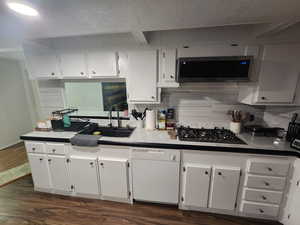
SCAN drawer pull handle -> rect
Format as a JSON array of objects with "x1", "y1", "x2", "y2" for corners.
[
  {"x1": 90, "y1": 162, "x2": 94, "y2": 166},
  {"x1": 259, "y1": 209, "x2": 264, "y2": 213},
  {"x1": 218, "y1": 172, "x2": 222, "y2": 176},
  {"x1": 262, "y1": 195, "x2": 267, "y2": 200},
  {"x1": 205, "y1": 171, "x2": 209, "y2": 175},
  {"x1": 39, "y1": 158, "x2": 43, "y2": 161},
  {"x1": 32, "y1": 148, "x2": 36, "y2": 151},
  {"x1": 100, "y1": 162, "x2": 104, "y2": 166},
  {"x1": 264, "y1": 181, "x2": 270, "y2": 186},
  {"x1": 267, "y1": 167, "x2": 273, "y2": 172},
  {"x1": 48, "y1": 159, "x2": 52, "y2": 162},
  {"x1": 52, "y1": 149, "x2": 56, "y2": 152}
]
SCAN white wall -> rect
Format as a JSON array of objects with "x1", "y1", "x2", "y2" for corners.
[{"x1": 0, "y1": 59, "x2": 35, "y2": 149}]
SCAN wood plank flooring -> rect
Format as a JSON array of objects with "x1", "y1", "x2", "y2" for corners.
[
  {"x1": 0, "y1": 176, "x2": 282, "y2": 225},
  {"x1": 0, "y1": 142, "x2": 28, "y2": 173}
]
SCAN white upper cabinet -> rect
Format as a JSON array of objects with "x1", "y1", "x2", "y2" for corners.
[
  {"x1": 239, "y1": 44, "x2": 300, "y2": 105},
  {"x1": 23, "y1": 42, "x2": 61, "y2": 79},
  {"x1": 182, "y1": 164, "x2": 211, "y2": 208},
  {"x1": 87, "y1": 51, "x2": 119, "y2": 77},
  {"x1": 209, "y1": 166, "x2": 240, "y2": 211},
  {"x1": 99, "y1": 159, "x2": 129, "y2": 200},
  {"x1": 158, "y1": 48, "x2": 179, "y2": 87},
  {"x1": 127, "y1": 50, "x2": 160, "y2": 103},
  {"x1": 60, "y1": 51, "x2": 88, "y2": 78}
]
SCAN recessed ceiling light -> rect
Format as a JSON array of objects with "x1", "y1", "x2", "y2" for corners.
[{"x1": 7, "y1": 1, "x2": 39, "y2": 17}]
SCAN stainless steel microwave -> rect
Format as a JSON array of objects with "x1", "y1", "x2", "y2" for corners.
[{"x1": 176, "y1": 56, "x2": 253, "y2": 82}]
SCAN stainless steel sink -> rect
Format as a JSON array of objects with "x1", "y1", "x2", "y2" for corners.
[{"x1": 79, "y1": 124, "x2": 135, "y2": 138}]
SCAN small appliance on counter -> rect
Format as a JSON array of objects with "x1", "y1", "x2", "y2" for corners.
[{"x1": 244, "y1": 125, "x2": 285, "y2": 138}]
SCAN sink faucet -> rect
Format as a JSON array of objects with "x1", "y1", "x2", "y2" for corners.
[
  {"x1": 108, "y1": 108, "x2": 113, "y2": 127},
  {"x1": 117, "y1": 111, "x2": 121, "y2": 128}
]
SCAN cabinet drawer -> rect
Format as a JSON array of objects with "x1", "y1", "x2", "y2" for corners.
[
  {"x1": 245, "y1": 174, "x2": 286, "y2": 191},
  {"x1": 247, "y1": 160, "x2": 290, "y2": 176},
  {"x1": 46, "y1": 143, "x2": 66, "y2": 155},
  {"x1": 25, "y1": 141, "x2": 45, "y2": 153},
  {"x1": 240, "y1": 201, "x2": 279, "y2": 217},
  {"x1": 242, "y1": 188, "x2": 283, "y2": 204}
]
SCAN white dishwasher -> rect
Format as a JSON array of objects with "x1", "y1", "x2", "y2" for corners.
[{"x1": 131, "y1": 148, "x2": 180, "y2": 204}]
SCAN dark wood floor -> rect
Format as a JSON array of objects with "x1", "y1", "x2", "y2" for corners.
[
  {"x1": 0, "y1": 176, "x2": 282, "y2": 225},
  {"x1": 0, "y1": 142, "x2": 28, "y2": 173}
]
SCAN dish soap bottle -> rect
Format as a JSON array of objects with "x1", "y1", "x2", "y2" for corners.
[{"x1": 158, "y1": 110, "x2": 166, "y2": 130}]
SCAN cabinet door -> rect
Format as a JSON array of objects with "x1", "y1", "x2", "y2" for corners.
[
  {"x1": 60, "y1": 51, "x2": 87, "y2": 78},
  {"x1": 255, "y1": 44, "x2": 300, "y2": 103},
  {"x1": 69, "y1": 156, "x2": 99, "y2": 195},
  {"x1": 209, "y1": 167, "x2": 240, "y2": 210},
  {"x1": 160, "y1": 49, "x2": 177, "y2": 82},
  {"x1": 23, "y1": 43, "x2": 60, "y2": 79},
  {"x1": 182, "y1": 164, "x2": 211, "y2": 208},
  {"x1": 99, "y1": 159, "x2": 129, "y2": 199},
  {"x1": 48, "y1": 155, "x2": 70, "y2": 192},
  {"x1": 87, "y1": 51, "x2": 118, "y2": 77},
  {"x1": 127, "y1": 50, "x2": 158, "y2": 102},
  {"x1": 27, "y1": 153, "x2": 51, "y2": 189}
]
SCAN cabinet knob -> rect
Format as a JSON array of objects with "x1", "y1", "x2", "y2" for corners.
[
  {"x1": 51, "y1": 72, "x2": 55, "y2": 76},
  {"x1": 261, "y1": 96, "x2": 266, "y2": 100},
  {"x1": 205, "y1": 171, "x2": 209, "y2": 175},
  {"x1": 259, "y1": 209, "x2": 264, "y2": 213},
  {"x1": 32, "y1": 147, "x2": 36, "y2": 151},
  {"x1": 218, "y1": 172, "x2": 222, "y2": 176},
  {"x1": 39, "y1": 158, "x2": 43, "y2": 161},
  {"x1": 170, "y1": 75, "x2": 174, "y2": 79},
  {"x1": 151, "y1": 96, "x2": 155, "y2": 99},
  {"x1": 48, "y1": 159, "x2": 52, "y2": 162},
  {"x1": 90, "y1": 162, "x2": 94, "y2": 166},
  {"x1": 262, "y1": 195, "x2": 267, "y2": 200},
  {"x1": 100, "y1": 162, "x2": 104, "y2": 166},
  {"x1": 80, "y1": 72, "x2": 84, "y2": 75},
  {"x1": 92, "y1": 71, "x2": 96, "y2": 74},
  {"x1": 267, "y1": 167, "x2": 273, "y2": 172},
  {"x1": 52, "y1": 149, "x2": 56, "y2": 153},
  {"x1": 264, "y1": 181, "x2": 270, "y2": 186}
]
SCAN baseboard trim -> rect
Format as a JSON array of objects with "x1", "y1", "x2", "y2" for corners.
[{"x1": 0, "y1": 140, "x2": 24, "y2": 151}]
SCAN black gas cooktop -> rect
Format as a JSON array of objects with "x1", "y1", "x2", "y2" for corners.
[{"x1": 177, "y1": 126, "x2": 247, "y2": 145}]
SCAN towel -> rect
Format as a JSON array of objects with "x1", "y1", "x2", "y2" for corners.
[{"x1": 70, "y1": 134, "x2": 100, "y2": 147}]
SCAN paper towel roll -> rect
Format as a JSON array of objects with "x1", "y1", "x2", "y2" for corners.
[{"x1": 145, "y1": 110, "x2": 156, "y2": 130}]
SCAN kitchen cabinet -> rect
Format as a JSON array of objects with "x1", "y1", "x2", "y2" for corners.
[
  {"x1": 181, "y1": 164, "x2": 211, "y2": 208},
  {"x1": 27, "y1": 153, "x2": 51, "y2": 190},
  {"x1": 158, "y1": 48, "x2": 179, "y2": 88},
  {"x1": 48, "y1": 155, "x2": 70, "y2": 192},
  {"x1": 60, "y1": 51, "x2": 88, "y2": 78},
  {"x1": 209, "y1": 167, "x2": 240, "y2": 210},
  {"x1": 87, "y1": 51, "x2": 119, "y2": 77},
  {"x1": 127, "y1": 50, "x2": 160, "y2": 103},
  {"x1": 98, "y1": 159, "x2": 129, "y2": 199},
  {"x1": 239, "y1": 44, "x2": 300, "y2": 105},
  {"x1": 69, "y1": 156, "x2": 99, "y2": 196},
  {"x1": 23, "y1": 42, "x2": 61, "y2": 79}
]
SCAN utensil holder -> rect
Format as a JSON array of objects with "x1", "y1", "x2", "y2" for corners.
[{"x1": 230, "y1": 121, "x2": 241, "y2": 134}]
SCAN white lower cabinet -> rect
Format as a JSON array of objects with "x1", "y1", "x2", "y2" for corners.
[
  {"x1": 209, "y1": 167, "x2": 241, "y2": 210},
  {"x1": 99, "y1": 159, "x2": 129, "y2": 200},
  {"x1": 28, "y1": 153, "x2": 51, "y2": 190},
  {"x1": 48, "y1": 155, "x2": 70, "y2": 192},
  {"x1": 182, "y1": 164, "x2": 211, "y2": 208},
  {"x1": 69, "y1": 156, "x2": 99, "y2": 196}
]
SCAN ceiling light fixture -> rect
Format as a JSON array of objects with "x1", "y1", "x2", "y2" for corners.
[{"x1": 7, "y1": 1, "x2": 39, "y2": 17}]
